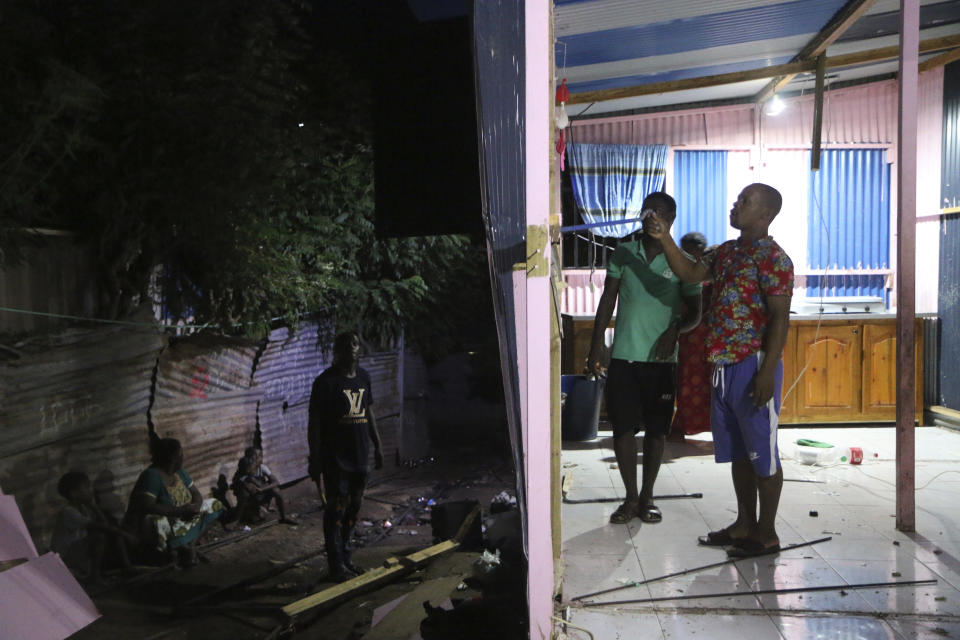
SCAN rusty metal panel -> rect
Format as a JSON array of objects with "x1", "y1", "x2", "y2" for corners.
[
  {"x1": 0, "y1": 324, "x2": 164, "y2": 548},
  {"x1": 151, "y1": 336, "x2": 260, "y2": 501}
]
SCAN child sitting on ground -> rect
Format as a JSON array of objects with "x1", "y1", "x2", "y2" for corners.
[
  {"x1": 232, "y1": 447, "x2": 298, "y2": 525},
  {"x1": 50, "y1": 471, "x2": 138, "y2": 585}
]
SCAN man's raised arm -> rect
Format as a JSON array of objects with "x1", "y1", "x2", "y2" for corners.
[{"x1": 646, "y1": 214, "x2": 712, "y2": 284}]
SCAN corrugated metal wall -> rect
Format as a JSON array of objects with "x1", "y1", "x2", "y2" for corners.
[
  {"x1": 252, "y1": 325, "x2": 402, "y2": 486},
  {"x1": 939, "y1": 213, "x2": 960, "y2": 410},
  {"x1": 672, "y1": 150, "x2": 728, "y2": 246},
  {"x1": 564, "y1": 71, "x2": 945, "y2": 317},
  {"x1": 571, "y1": 105, "x2": 754, "y2": 147},
  {"x1": 942, "y1": 61, "x2": 960, "y2": 208},
  {"x1": 253, "y1": 326, "x2": 325, "y2": 487},
  {"x1": 0, "y1": 321, "x2": 404, "y2": 549},
  {"x1": 808, "y1": 149, "x2": 890, "y2": 270},
  {"x1": 151, "y1": 336, "x2": 262, "y2": 499},
  {"x1": 0, "y1": 325, "x2": 164, "y2": 546},
  {"x1": 0, "y1": 235, "x2": 98, "y2": 334}
]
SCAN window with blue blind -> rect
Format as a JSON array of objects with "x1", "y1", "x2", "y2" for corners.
[
  {"x1": 672, "y1": 150, "x2": 728, "y2": 247},
  {"x1": 807, "y1": 149, "x2": 891, "y2": 303}
]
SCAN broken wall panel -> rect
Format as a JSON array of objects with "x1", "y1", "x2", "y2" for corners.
[{"x1": 151, "y1": 336, "x2": 262, "y2": 502}]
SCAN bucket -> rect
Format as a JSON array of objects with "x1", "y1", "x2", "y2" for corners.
[{"x1": 561, "y1": 374, "x2": 604, "y2": 441}]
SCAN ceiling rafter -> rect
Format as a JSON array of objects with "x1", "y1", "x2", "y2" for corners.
[
  {"x1": 918, "y1": 46, "x2": 960, "y2": 72},
  {"x1": 753, "y1": 0, "x2": 879, "y2": 104},
  {"x1": 564, "y1": 33, "x2": 960, "y2": 106}
]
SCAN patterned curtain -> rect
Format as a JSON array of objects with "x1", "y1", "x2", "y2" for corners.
[{"x1": 567, "y1": 143, "x2": 667, "y2": 238}]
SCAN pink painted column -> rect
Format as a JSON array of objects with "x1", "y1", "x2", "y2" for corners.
[
  {"x1": 525, "y1": 0, "x2": 555, "y2": 637},
  {"x1": 896, "y1": 0, "x2": 918, "y2": 532}
]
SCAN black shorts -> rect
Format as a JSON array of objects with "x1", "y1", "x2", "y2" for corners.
[{"x1": 605, "y1": 359, "x2": 676, "y2": 437}]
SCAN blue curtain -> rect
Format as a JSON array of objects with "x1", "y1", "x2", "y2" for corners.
[
  {"x1": 673, "y1": 150, "x2": 727, "y2": 246},
  {"x1": 567, "y1": 143, "x2": 667, "y2": 237},
  {"x1": 807, "y1": 149, "x2": 890, "y2": 302}
]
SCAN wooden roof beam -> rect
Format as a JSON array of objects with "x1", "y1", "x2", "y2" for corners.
[
  {"x1": 918, "y1": 46, "x2": 960, "y2": 72},
  {"x1": 564, "y1": 33, "x2": 960, "y2": 106},
  {"x1": 754, "y1": 0, "x2": 878, "y2": 104}
]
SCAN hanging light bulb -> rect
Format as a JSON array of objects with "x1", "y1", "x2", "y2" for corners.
[{"x1": 764, "y1": 94, "x2": 786, "y2": 116}]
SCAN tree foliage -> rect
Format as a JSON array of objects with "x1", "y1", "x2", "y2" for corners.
[{"x1": 0, "y1": 0, "x2": 490, "y2": 354}]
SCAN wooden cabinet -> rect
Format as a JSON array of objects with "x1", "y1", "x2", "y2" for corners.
[
  {"x1": 780, "y1": 317, "x2": 923, "y2": 424},
  {"x1": 794, "y1": 324, "x2": 862, "y2": 421},
  {"x1": 561, "y1": 313, "x2": 923, "y2": 425}
]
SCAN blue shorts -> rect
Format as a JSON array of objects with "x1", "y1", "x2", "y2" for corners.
[{"x1": 710, "y1": 353, "x2": 782, "y2": 477}]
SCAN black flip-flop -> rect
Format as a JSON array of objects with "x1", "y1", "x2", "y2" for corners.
[
  {"x1": 609, "y1": 501, "x2": 640, "y2": 524},
  {"x1": 697, "y1": 529, "x2": 745, "y2": 547},
  {"x1": 726, "y1": 539, "x2": 780, "y2": 558},
  {"x1": 639, "y1": 504, "x2": 662, "y2": 523}
]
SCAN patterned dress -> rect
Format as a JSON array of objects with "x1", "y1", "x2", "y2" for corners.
[{"x1": 671, "y1": 283, "x2": 713, "y2": 435}]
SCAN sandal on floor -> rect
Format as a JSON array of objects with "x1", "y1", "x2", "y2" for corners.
[
  {"x1": 697, "y1": 529, "x2": 746, "y2": 547},
  {"x1": 639, "y1": 504, "x2": 662, "y2": 523},
  {"x1": 609, "y1": 501, "x2": 640, "y2": 524},
  {"x1": 726, "y1": 539, "x2": 780, "y2": 558}
]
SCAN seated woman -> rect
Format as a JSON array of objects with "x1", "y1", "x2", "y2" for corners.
[{"x1": 124, "y1": 437, "x2": 224, "y2": 566}]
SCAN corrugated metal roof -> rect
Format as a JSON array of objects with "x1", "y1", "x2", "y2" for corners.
[{"x1": 556, "y1": 0, "x2": 960, "y2": 115}]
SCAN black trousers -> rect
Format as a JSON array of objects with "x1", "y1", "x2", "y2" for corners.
[{"x1": 321, "y1": 466, "x2": 367, "y2": 569}]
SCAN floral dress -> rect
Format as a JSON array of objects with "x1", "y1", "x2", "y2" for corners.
[{"x1": 126, "y1": 467, "x2": 224, "y2": 550}]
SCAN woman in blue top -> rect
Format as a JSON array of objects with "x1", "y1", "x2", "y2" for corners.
[{"x1": 124, "y1": 437, "x2": 224, "y2": 566}]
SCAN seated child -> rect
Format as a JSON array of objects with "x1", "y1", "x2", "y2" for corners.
[
  {"x1": 50, "y1": 471, "x2": 137, "y2": 585},
  {"x1": 232, "y1": 447, "x2": 298, "y2": 525}
]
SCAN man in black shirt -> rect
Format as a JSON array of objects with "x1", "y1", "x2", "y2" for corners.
[{"x1": 308, "y1": 331, "x2": 383, "y2": 582}]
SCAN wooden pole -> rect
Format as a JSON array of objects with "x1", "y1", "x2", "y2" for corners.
[
  {"x1": 755, "y1": 0, "x2": 878, "y2": 103},
  {"x1": 896, "y1": 0, "x2": 919, "y2": 533},
  {"x1": 811, "y1": 55, "x2": 827, "y2": 172}
]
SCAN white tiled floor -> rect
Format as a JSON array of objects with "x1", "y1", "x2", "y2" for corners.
[{"x1": 558, "y1": 426, "x2": 960, "y2": 639}]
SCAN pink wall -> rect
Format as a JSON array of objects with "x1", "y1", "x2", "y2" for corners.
[{"x1": 525, "y1": 0, "x2": 554, "y2": 637}]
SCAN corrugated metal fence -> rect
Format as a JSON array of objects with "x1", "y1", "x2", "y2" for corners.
[
  {"x1": 0, "y1": 322, "x2": 403, "y2": 549},
  {"x1": 939, "y1": 212, "x2": 960, "y2": 410},
  {"x1": 943, "y1": 61, "x2": 960, "y2": 209}
]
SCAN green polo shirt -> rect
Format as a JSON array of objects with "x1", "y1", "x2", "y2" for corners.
[{"x1": 607, "y1": 237, "x2": 701, "y2": 363}]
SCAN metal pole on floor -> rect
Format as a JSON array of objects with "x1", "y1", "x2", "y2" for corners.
[
  {"x1": 579, "y1": 578, "x2": 938, "y2": 608},
  {"x1": 570, "y1": 536, "x2": 832, "y2": 602}
]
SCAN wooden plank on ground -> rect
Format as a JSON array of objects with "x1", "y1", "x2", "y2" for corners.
[{"x1": 282, "y1": 505, "x2": 480, "y2": 618}]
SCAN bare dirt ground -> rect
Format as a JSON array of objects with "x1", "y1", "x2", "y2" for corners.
[{"x1": 73, "y1": 447, "x2": 523, "y2": 640}]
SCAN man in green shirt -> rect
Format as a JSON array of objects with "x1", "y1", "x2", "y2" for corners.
[{"x1": 587, "y1": 192, "x2": 701, "y2": 524}]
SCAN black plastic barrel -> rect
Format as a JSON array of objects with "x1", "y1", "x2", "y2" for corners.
[{"x1": 561, "y1": 374, "x2": 605, "y2": 441}]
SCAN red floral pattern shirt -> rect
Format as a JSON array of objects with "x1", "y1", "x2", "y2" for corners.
[{"x1": 703, "y1": 236, "x2": 794, "y2": 365}]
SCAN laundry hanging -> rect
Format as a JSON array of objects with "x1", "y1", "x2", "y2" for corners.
[{"x1": 567, "y1": 143, "x2": 667, "y2": 238}]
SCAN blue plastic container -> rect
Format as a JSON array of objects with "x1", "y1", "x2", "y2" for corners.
[{"x1": 561, "y1": 374, "x2": 604, "y2": 441}]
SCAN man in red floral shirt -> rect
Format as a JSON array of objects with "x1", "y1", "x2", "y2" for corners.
[{"x1": 648, "y1": 183, "x2": 793, "y2": 558}]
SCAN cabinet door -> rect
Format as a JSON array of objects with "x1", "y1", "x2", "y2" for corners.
[
  {"x1": 795, "y1": 325, "x2": 862, "y2": 421},
  {"x1": 778, "y1": 326, "x2": 798, "y2": 423},
  {"x1": 861, "y1": 321, "x2": 924, "y2": 421}
]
